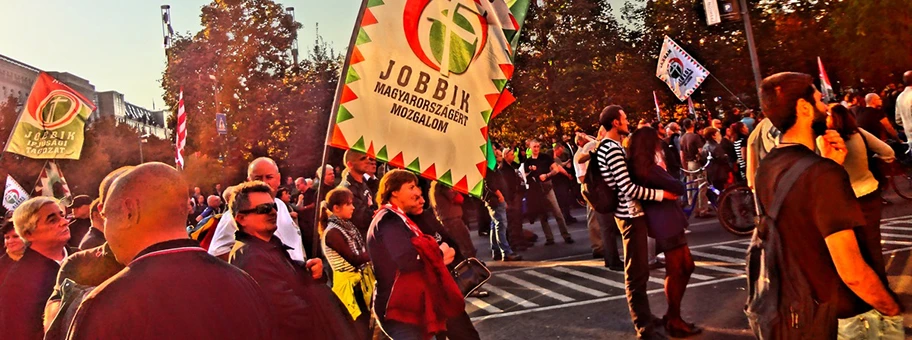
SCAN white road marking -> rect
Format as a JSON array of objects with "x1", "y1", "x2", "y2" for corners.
[
  {"x1": 880, "y1": 225, "x2": 912, "y2": 231},
  {"x1": 714, "y1": 245, "x2": 748, "y2": 253},
  {"x1": 471, "y1": 275, "x2": 747, "y2": 322},
  {"x1": 467, "y1": 297, "x2": 504, "y2": 314},
  {"x1": 551, "y1": 266, "x2": 626, "y2": 290},
  {"x1": 483, "y1": 285, "x2": 539, "y2": 308},
  {"x1": 655, "y1": 268, "x2": 715, "y2": 281},
  {"x1": 881, "y1": 233, "x2": 912, "y2": 239},
  {"x1": 694, "y1": 261, "x2": 744, "y2": 274},
  {"x1": 527, "y1": 271, "x2": 608, "y2": 297},
  {"x1": 882, "y1": 240, "x2": 912, "y2": 246},
  {"x1": 500, "y1": 273, "x2": 575, "y2": 303},
  {"x1": 690, "y1": 250, "x2": 745, "y2": 264}
]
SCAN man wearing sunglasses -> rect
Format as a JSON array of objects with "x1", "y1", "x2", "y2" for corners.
[
  {"x1": 208, "y1": 157, "x2": 305, "y2": 262},
  {"x1": 228, "y1": 181, "x2": 355, "y2": 339}
]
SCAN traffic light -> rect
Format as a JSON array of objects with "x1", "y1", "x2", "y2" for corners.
[{"x1": 698, "y1": 0, "x2": 742, "y2": 26}]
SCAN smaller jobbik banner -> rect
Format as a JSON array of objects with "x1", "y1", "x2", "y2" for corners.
[
  {"x1": 656, "y1": 36, "x2": 710, "y2": 101},
  {"x1": 3, "y1": 175, "x2": 29, "y2": 211},
  {"x1": 4, "y1": 72, "x2": 96, "y2": 160}
]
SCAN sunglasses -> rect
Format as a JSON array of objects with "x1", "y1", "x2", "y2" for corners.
[{"x1": 238, "y1": 203, "x2": 278, "y2": 215}]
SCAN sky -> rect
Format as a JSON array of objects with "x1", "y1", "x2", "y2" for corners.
[{"x1": 0, "y1": 0, "x2": 624, "y2": 110}]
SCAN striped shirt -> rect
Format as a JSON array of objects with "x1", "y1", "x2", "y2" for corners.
[
  {"x1": 322, "y1": 216, "x2": 366, "y2": 273},
  {"x1": 596, "y1": 138, "x2": 664, "y2": 218},
  {"x1": 734, "y1": 137, "x2": 747, "y2": 175}
]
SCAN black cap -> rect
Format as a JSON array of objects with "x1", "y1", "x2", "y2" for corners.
[{"x1": 69, "y1": 195, "x2": 92, "y2": 208}]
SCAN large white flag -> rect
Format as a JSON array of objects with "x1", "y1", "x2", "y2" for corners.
[
  {"x1": 328, "y1": 0, "x2": 528, "y2": 197},
  {"x1": 4, "y1": 175, "x2": 29, "y2": 211},
  {"x1": 656, "y1": 36, "x2": 710, "y2": 101}
]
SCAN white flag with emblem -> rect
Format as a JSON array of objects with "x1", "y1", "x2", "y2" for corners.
[
  {"x1": 4, "y1": 175, "x2": 29, "y2": 211},
  {"x1": 656, "y1": 36, "x2": 710, "y2": 101}
]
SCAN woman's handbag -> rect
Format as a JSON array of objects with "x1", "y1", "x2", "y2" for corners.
[{"x1": 451, "y1": 257, "x2": 492, "y2": 297}]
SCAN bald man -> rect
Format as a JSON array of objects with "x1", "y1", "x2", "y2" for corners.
[
  {"x1": 207, "y1": 157, "x2": 305, "y2": 262},
  {"x1": 66, "y1": 163, "x2": 272, "y2": 340},
  {"x1": 857, "y1": 93, "x2": 899, "y2": 141}
]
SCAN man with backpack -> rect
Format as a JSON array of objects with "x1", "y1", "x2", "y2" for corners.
[
  {"x1": 595, "y1": 105, "x2": 677, "y2": 339},
  {"x1": 575, "y1": 131, "x2": 623, "y2": 270},
  {"x1": 747, "y1": 72, "x2": 902, "y2": 339}
]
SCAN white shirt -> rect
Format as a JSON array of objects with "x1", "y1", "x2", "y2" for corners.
[
  {"x1": 208, "y1": 197, "x2": 305, "y2": 262},
  {"x1": 574, "y1": 139, "x2": 599, "y2": 184},
  {"x1": 895, "y1": 87, "x2": 912, "y2": 142}
]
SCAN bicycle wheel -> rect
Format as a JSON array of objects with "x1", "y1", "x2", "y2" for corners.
[
  {"x1": 716, "y1": 185, "x2": 757, "y2": 236},
  {"x1": 890, "y1": 164, "x2": 912, "y2": 200}
]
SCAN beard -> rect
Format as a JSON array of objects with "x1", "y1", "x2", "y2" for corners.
[{"x1": 811, "y1": 107, "x2": 828, "y2": 137}]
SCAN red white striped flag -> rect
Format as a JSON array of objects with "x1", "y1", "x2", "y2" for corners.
[
  {"x1": 817, "y1": 57, "x2": 835, "y2": 103},
  {"x1": 175, "y1": 88, "x2": 186, "y2": 169}
]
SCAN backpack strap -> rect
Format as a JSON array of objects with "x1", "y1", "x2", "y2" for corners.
[{"x1": 765, "y1": 156, "x2": 818, "y2": 220}]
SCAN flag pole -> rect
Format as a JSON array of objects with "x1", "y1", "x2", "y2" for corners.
[
  {"x1": 312, "y1": 0, "x2": 370, "y2": 254},
  {"x1": 709, "y1": 73, "x2": 750, "y2": 109}
]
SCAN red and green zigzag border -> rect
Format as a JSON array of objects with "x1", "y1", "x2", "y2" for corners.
[{"x1": 331, "y1": 0, "x2": 519, "y2": 198}]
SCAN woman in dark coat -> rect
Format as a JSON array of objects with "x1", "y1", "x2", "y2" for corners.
[
  {"x1": 627, "y1": 127, "x2": 701, "y2": 338},
  {"x1": 700, "y1": 127, "x2": 734, "y2": 191}
]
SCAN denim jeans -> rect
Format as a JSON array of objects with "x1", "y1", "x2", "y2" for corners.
[
  {"x1": 487, "y1": 202, "x2": 513, "y2": 258},
  {"x1": 837, "y1": 309, "x2": 904, "y2": 340}
]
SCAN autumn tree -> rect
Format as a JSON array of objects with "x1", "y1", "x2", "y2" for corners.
[{"x1": 494, "y1": 0, "x2": 634, "y2": 143}]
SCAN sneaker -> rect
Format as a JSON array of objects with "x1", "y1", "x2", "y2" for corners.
[
  {"x1": 592, "y1": 250, "x2": 605, "y2": 259},
  {"x1": 544, "y1": 240, "x2": 556, "y2": 246},
  {"x1": 564, "y1": 237, "x2": 575, "y2": 244}
]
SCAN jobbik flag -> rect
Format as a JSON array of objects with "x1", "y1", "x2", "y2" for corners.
[
  {"x1": 3, "y1": 175, "x2": 29, "y2": 211},
  {"x1": 329, "y1": 0, "x2": 529, "y2": 197},
  {"x1": 656, "y1": 36, "x2": 710, "y2": 101},
  {"x1": 34, "y1": 161, "x2": 71, "y2": 203},
  {"x1": 4, "y1": 72, "x2": 96, "y2": 160}
]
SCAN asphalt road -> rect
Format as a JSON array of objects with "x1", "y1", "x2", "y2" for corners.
[{"x1": 462, "y1": 192, "x2": 912, "y2": 339}]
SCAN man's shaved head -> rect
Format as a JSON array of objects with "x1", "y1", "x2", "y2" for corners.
[
  {"x1": 99, "y1": 166, "x2": 135, "y2": 205},
  {"x1": 103, "y1": 163, "x2": 190, "y2": 263},
  {"x1": 247, "y1": 157, "x2": 281, "y2": 191}
]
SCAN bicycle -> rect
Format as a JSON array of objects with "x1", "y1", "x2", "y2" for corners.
[
  {"x1": 882, "y1": 141, "x2": 912, "y2": 200},
  {"x1": 681, "y1": 155, "x2": 757, "y2": 236}
]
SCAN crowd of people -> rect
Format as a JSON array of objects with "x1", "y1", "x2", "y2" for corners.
[{"x1": 0, "y1": 70, "x2": 909, "y2": 340}]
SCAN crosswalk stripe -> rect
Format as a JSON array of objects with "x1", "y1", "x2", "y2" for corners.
[
  {"x1": 882, "y1": 240, "x2": 912, "y2": 246},
  {"x1": 694, "y1": 261, "x2": 744, "y2": 274},
  {"x1": 880, "y1": 226, "x2": 912, "y2": 231},
  {"x1": 592, "y1": 265, "x2": 666, "y2": 285},
  {"x1": 714, "y1": 245, "x2": 747, "y2": 254},
  {"x1": 483, "y1": 285, "x2": 539, "y2": 308},
  {"x1": 881, "y1": 233, "x2": 912, "y2": 239},
  {"x1": 527, "y1": 271, "x2": 608, "y2": 297},
  {"x1": 690, "y1": 250, "x2": 745, "y2": 264},
  {"x1": 500, "y1": 273, "x2": 575, "y2": 302},
  {"x1": 551, "y1": 266, "x2": 627, "y2": 289},
  {"x1": 654, "y1": 268, "x2": 715, "y2": 281},
  {"x1": 466, "y1": 297, "x2": 503, "y2": 314}
]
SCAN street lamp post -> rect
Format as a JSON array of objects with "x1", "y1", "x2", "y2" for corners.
[{"x1": 139, "y1": 133, "x2": 150, "y2": 164}]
